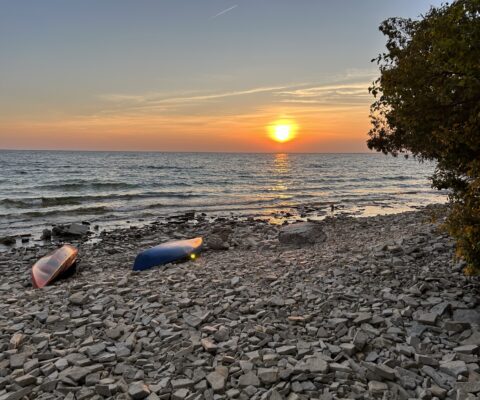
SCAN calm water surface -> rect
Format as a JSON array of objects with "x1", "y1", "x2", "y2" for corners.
[{"x1": 0, "y1": 151, "x2": 446, "y2": 237}]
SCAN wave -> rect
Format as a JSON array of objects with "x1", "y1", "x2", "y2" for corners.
[
  {"x1": 141, "y1": 165, "x2": 203, "y2": 171},
  {"x1": 1, "y1": 198, "x2": 82, "y2": 208},
  {"x1": 37, "y1": 181, "x2": 139, "y2": 191},
  {"x1": 0, "y1": 206, "x2": 109, "y2": 219},
  {"x1": 143, "y1": 196, "x2": 284, "y2": 210},
  {"x1": 0, "y1": 191, "x2": 208, "y2": 209}
]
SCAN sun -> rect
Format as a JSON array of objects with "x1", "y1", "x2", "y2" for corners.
[
  {"x1": 268, "y1": 120, "x2": 298, "y2": 143},
  {"x1": 273, "y1": 125, "x2": 291, "y2": 142}
]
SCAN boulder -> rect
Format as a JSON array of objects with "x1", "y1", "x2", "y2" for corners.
[
  {"x1": 41, "y1": 229, "x2": 52, "y2": 240},
  {"x1": 52, "y1": 223, "x2": 89, "y2": 237},
  {"x1": 278, "y1": 222, "x2": 326, "y2": 246},
  {"x1": 206, "y1": 234, "x2": 229, "y2": 250},
  {"x1": 0, "y1": 236, "x2": 15, "y2": 246}
]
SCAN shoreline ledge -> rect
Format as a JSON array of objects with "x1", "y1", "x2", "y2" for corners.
[{"x1": 0, "y1": 204, "x2": 479, "y2": 399}]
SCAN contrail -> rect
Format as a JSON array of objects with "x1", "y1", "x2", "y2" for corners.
[{"x1": 211, "y1": 4, "x2": 238, "y2": 19}]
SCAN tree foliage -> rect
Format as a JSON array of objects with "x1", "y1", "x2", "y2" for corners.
[{"x1": 368, "y1": 0, "x2": 480, "y2": 273}]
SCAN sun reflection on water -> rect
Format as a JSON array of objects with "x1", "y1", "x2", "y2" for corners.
[
  {"x1": 273, "y1": 153, "x2": 290, "y2": 175},
  {"x1": 268, "y1": 153, "x2": 291, "y2": 197}
]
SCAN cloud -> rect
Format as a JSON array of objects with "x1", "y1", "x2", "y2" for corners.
[
  {"x1": 152, "y1": 85, "x2": 289, "y2": 104},
  {"x1": 98, "y1": 85, "x2": 292, "y2": 115},
  {"x1": 277, "y1": 82, "x2": 372, "y2": 106},
  {"x1": 211, "y1": 5, "x2": 238, "y2": 19},
  {"x1": 98, "y1": 72, "x2": 376, "y2": 117}
]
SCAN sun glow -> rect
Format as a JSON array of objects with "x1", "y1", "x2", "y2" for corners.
[
  {"x1": 268, "y1": 120, "x2": 298, "y2": 143},
  {"x1": 274, "y1": 125, "x2": 291, "y2": 142}
]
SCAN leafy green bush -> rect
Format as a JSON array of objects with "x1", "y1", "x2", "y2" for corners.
[{"x1": 367, "y1": 0, "x2": 480, "y2": 273}]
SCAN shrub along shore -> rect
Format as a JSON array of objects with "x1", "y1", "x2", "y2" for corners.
[{"x1": 0, "y1": 205, "x2": 479, "y2": 400}]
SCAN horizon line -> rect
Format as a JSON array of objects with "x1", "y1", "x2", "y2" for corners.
[{"x1": 0, "y1": 148, "x2": 381, "y2": 155}]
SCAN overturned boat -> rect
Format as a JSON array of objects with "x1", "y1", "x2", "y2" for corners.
[
  {"x1": 133, "y1": 237, "x2": 202, "y2": 271},
  {"x1": 32, "y1": 244, "x2": 78, "y2": 288}
]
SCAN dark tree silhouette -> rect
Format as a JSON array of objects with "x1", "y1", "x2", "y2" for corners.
[{"x1": 368, "y1": 0, "x2": 480, "y2": 273}]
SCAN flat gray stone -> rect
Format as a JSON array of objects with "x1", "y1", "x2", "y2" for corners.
[
  {"x1": 462, "y1": 330, "x2": 480, "y2": 346},
  {"x1": 365, "y1": 363, "x2": 396, "y2": 381},
  {"x1": 65, "y1": 366, "x2": 90, "y2": 383},
  {"x1": 171, "y1": 379, "x2": 194, "y2": 389},
  {"x1": 415, "y1": 354, "x2": 439, "y2": 367},
  {"x1": 86, "y1": 342, "x2": 106, "y2": 358},
  {"x1": 422, "y1": 366, "x2": 456, "y2": 389},
  {"x1": 457, "y1": 382, "x2": 480, "y2": 394},
  {"x1": 368, "y1": 381, "x2": 388, "y2": 394},
  {"x1": 182, "y1": 313, "x2": 202, "y2": 328},
  {"x1": 238, "y1": 371, "x2": 260, "y2": 387},
  {"x1": 0, "y1": 387, "x2": 33, "y2": 400},
  {"x1": 439, "y1": 360, "x2": 468, "y2": 377},
  {"x1": 454, "y1": 344, "x2": 479, "y2": 354},
  {"x1": 276, "y1": 345, "x2": 297, "y2": 355},
  {"x1": 14, "y1": 374, "x2": 36, "y2": 387},
  {"x1": 453, "y1": 309, "x2": 480, "y2": 325},
  {"x1": 278, "y1": 222, "x2": 326, "y2": 246},
  {"x1": 340, "y1": 343, "x2": 356, "y2": 355},
  {"x1": 354, "y1": 313, "x2": 372, "y2": 324},
  {"x1": 414, "y1": 312, "x2": 438, "y2": 325},
  {"x1": 9, "y1": 353, "x2": 26, "y2": 369},
  {"x1": 128, "y1": 382, "x2": 151, "y2": 399},
  {"x1": 444, "y1": 320, "x2": 471, "y2": 332},
  {"x1": 303, "y1": 356, "x2": 329, "y2": 373},
  {"x1": 353, "y1": 330, "x2": 369, "y2": 350},
  {"x1": 206, "y1": 371, "x2": 225, "y2": 393},
  {"x1": 171, "y1": 388, "x2": 189, "y2": 400},
  {"x1": 257, "y1": 368, "x2": 279, "y2": 384},
  {"x1": 69, "y1": 292, "x2": 88, "y2": 305}
]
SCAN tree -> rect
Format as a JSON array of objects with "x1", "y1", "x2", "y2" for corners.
[{"x1": 367, "y1": 0, "x2": 480, "y2": 273}]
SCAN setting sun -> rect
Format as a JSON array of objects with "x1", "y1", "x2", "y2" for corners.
[
  {"x1": 268, "y1": 120, "x2": 298, "y2": 143},
  {"x1": 274, "y1": 125, "x2": 291, "y2": 142}
]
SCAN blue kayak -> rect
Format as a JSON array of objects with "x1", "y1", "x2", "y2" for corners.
[{"x1": 132, "y1": 237, "x2": 203, "y2": 271}]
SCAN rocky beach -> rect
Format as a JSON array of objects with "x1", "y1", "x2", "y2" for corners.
[{"x1": 0, "y1": 205, "x2": 479, "y2": 400}]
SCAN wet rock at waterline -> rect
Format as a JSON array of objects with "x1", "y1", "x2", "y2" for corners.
[{"x1": 52, "y1": 222, "x2": 90, "y2": 237}]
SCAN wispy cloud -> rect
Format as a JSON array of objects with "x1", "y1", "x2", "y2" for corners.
[
  {"x1": 280, "y1": 83, "x2": 368, "y2": 97},
  {"x1": 278, "y1": 82, "x2": 371, "y2": 105},
  {"x1": 153, "y1": 85, "x2": 288, "y2": 104},
  {"x1": 211, "y1": 4, "x2": 238, "y2": 19},
  {"x1": 98, "y1": 72, "x2": 376, "y2": 117},
  {"x1": 98, "y1": 85, "x2": 291, "y2": 115}
]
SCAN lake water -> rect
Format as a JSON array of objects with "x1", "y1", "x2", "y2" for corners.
[{"x1": 0, "y1": 150, "x2": 446, "y2": 237}]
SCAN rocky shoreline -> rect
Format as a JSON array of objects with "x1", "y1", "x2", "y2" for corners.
[{"x1": 0, "y1": 205, "x2": 479, "y2": 400}]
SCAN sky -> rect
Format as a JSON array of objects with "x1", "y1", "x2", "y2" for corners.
[{"x1": 0, "y1": 0, "x2": 444, "y2": 152}]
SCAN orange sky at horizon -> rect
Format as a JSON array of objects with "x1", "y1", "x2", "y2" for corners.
[
  {"x1": 0, "y1": 108, "x2": 371, "y2": 153},
  {"x1": 0, "y1": 81, "x2": 373, "y2": 153}
]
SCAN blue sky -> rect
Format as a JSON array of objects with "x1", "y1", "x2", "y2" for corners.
[{"x1": 0, "y1": 0, "x2": 445, "y2": 151}]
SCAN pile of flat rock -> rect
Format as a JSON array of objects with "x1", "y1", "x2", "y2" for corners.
[{"x1": 0, "y1": 205, "x2": 479, "y2": 400}]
